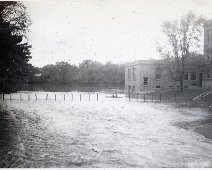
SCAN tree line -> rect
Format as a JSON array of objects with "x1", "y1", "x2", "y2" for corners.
[{"x1": 29, "y1": 60, "x2": 125, "y2": 86}]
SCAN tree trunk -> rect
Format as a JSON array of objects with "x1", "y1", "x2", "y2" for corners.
[
  {"x1": 180, "y1": 52, "x2": 185, "y2": 92},
  {"x1": 180, "y1": 71, "x2": 184, "y2": 92}
]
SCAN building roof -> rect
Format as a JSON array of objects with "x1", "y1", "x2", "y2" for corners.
[{"x1": 125, "y1": 59, "x2": 161, "y2": 67}]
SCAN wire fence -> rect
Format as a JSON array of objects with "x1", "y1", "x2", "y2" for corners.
[
  {"x1": 0, "y1": 91, "x2": 192, "y2": 103},
  {"x1": 128, "y1": 92, "x2": 179, "y2": 103},
  {"x1": 0, "y1": 92, "x2": 126, "y2": 102}
]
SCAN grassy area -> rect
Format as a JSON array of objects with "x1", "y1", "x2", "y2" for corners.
[
  {"x1": 132, "y1": 89, "x2": 207, "y2": 104},
  {"x1": 160, "y1": 88, "x2": 212, "y2": 140},
  {"x1": 158, "y1": 89, "x2": 206, "y2": 102},
  {"x1": 202, "y1": 92, "x2": 212, "y2": 106},
  {"x1": 154, "y1": 88, "x2": 212, "y2": 111}
]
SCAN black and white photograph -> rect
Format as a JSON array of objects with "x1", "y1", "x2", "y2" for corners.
[{"x1": 0, "y1": 0, "x2": 212, "y2": 168}]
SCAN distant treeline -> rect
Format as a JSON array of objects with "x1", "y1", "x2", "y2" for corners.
[{"x1": 29, "y1": 60, "x2": 125, "y2": 86}]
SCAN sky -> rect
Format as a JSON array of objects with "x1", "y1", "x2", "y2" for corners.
[{"x1": 24, "y1": 0, "x2": 212, "y2": 67}]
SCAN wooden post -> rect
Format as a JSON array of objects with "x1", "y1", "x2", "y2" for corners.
[
  {"x1": 20, "y1": 94, "x2": 21, "y2": 101},
  {"x1": 55, "y1": 94, "x2": 56, "y2": 101},
  {"x1": 80, "y1": 94, "x2": 81, "y2": 101},
  {"x1": 3, "y1": 93, "x2": 4, "y2": 100},
  {"x1": 97, "y1": 94, "x2": 98, "y2": 101},
  {"x1": 160, "y1": 94, "x2": 161, "y2": 102},
  {"x1": 64, "y1": 94, "x2": 65, "y2": 101},
  {"x1": 10, "y1": 94, "x2": 11, "y2": 100},
  {"x1": 72, "y1": 94, "x2": 73, "y2": 101},
  {"x1": 144, "y1": 94, "x2": 145, "y2": 102},
  {"x1": 28, "y1": 94, "x2": 30, "y2": 100},
  {"x1": 129, "y1": 92, "x2": 130, "y2": 102},
  {"x1": 46, "y1": 94, "x2": 48, "y2": 101},
  {"x1": 35, "y1": 94, "x2": 37, "y2": 100}
]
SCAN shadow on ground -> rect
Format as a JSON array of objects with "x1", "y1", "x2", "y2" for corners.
[{"x1": 0, "y1": 111, "x2": 25, "y2": 167}]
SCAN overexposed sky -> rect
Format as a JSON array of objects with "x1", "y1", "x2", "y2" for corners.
[{"x1": 24, "y1": 0, "x2": 212, "y2": 67}]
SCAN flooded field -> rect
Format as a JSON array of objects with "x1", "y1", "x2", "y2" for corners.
[{"x1": 0, "y1": 92, "x2": 212, "y2": 167}]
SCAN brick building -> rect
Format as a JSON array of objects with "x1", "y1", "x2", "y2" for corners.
[
  {"x1": 125, "y1": 19, "x2": 212, "y2": 94},
  {"x1": 125, "y1": 60, "x2": 206, "y2": 94},
  {"x1": 203, "y1": 19, "x2": 212, "y2": 88}
]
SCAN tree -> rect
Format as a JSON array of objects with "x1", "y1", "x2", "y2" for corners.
[
  {"x1": 158, "y1": 12, "x2": 204, "y2": 92},
  {"x1": 0, "y1": 2, "x2": 31, "y2": 81}
]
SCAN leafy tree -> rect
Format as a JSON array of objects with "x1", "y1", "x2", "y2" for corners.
[
  {"x1": 0, "y1": 2, "x2": 31, "y2": 81},
  {"x1": 158, "y1": 12, "x2": 204, "y2": 92},
  {"x1": 37, "y1": 60, "x2": 125, "y2": 86}
]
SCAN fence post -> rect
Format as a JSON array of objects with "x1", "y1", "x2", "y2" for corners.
[
  {"x1": 28, "y1": 94, "x2": 30, "y2": 100},
  {"x1": 55, "y1": 94, "x2": 56, "y2": 101},
  {"x1": 3, "y1": 93, "x2": 4, "y2": 100},
  {"x1": 46, "y1": 94, "x2": 48, "y2": 101},
  {"x1": 64, "y1": 94, "x2": 65, "y2": 101},
  {"x1": 80, "y1": 94, "x2": 81, "y2": 101},
  {"x1": 10, "y1": 94, "x2": 11, "y2": 100},
  {"x1": 97, "y1": 94, "x2": 98, "y2": 101},
  {"x1": 129, "y1": 92, "x2": 130, "y2": 102},
  {"x1": 151, "y1": 93, "x2": 153, "y2": 102},
  {"x1": 35, "y1": 94, "x2": 37, "y2": 100},
  {"x1": 160, "y1": 94, "x2": 161, "y2": 102},
  {"x1": 20, "y1": 94, "x2": 21, "y2": 101},
  {"x1": 144, "y1": 94, "x2": 145, "y2": 102},
  {"x1": 137, "y1": 93, "x2": 138, "y2": 101},
  {"x1": 72, "y1": 94, "x2": 73, "y2": 101}
]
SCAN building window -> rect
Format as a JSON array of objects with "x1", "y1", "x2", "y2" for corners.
[
  {"x1": 156, "y1": 86, "x2": 160, "y2": 88},
  {"x1": 191, "y1": 82, "x2": 197, "y2": 86},
  {"x1": 156, "y1": 67, "x2": 162, "y2": 72},
  {"x1": 207, "y1": 69, "x2": 212, "y2": 79},
  {"x1": 132, "y1": 67, "x2": 136, "y2": 80},
  {"x1": 143, "y1": 77, "x2": 148, "y2": 85},
  {"x1": 191, "y1": 72, "x2": 196, "y2": 80},
  {"x1": 155, "y1": 67, "x2": 161, "y2": 80},
  {"x1": 207, "y1": 70, "x2": 210, "y2": 78},
  {"x1": 128, "y1": 69, "x2": 131, "y2": 79},
  {"x1": 211, "y1": 29, "x2": 212, "y2": 41},
  {"x1": 207, "y1": 30, "x2": 210, "y2": 42},
  {"x1": 184, "y1": 73, "x2": 188, "y2": 80},
  {"x1": 155, "y1": 74, "x2": 161, "y2": 80}
]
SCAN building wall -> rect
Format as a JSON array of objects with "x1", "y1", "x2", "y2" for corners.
[
  {"x1": 183, "y1": 67, "x2": 204, "y2": 89},
  {"x1": 125, "y1": 61, "x2": 180, "y2": 93},
  {"x1": 125, "y1": 60, "x2": 208, "y2": 93},
  {"x1": 202, "y1": 64, "x2": 212, "y2": 88},
  {"x1": 139, "y1": 63, "x2": 177, "y2": 91},
  {"x1": 125, "y1": 61, "x2": 142, "y2": 93},
  {"x1": 203, "y1": 19, "x2": 212, "y2": 89},
  {"x1": 204, "y1": 19, "x2": 212, "y2": 60}
]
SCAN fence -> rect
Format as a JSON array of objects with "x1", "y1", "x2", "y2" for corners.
[
  {"x1": 0, "y1": 91, "x2": 185, "y2": 103},
  {"x1": 128, "y1": 92, "x2": 179, "y2": 103},
  {"x1": 0, "y1": 92, "x2": 127, "y2": 102}
]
